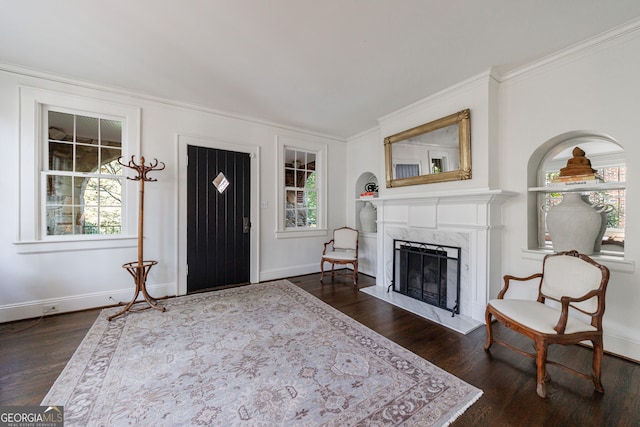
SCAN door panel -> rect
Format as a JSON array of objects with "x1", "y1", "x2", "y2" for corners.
[{"x1": 187, "y1": 145, "x2": 250, "y2": 292}]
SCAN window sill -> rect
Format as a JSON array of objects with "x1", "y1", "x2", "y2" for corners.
[
  {"x1": 521, "y1": 248, "x2": 635, "y2": 273},
  {"x1": 275, "y1": 228, "x2": 328, "y2": 239},
  {"x1": 14, "y1": 236, "x2": 138, "y2": 254}
]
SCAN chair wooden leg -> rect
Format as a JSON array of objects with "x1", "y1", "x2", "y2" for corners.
[
  {"x1": 320, "y1": 260, "x2": 325, "y2": 282},
  {"x1": 535, "y1": 338, "x2": 549, "y2": 398},
  {"x1": 352, "y1": 262, "x2": 358, "y2": 286},
  {"x1": 484, "y1": 309, "x2": 493, "y2": 351},
  {"x1": 592, "y1": 337, "x2": 605, "y2": 393}
]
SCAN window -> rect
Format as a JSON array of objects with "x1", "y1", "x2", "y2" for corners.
[
  {"x1": 276, "y1": 135, "x2": 327, "y2": 238},
  {"x1": 285, "y1": 148, "x2": 317, "y2": 228},
  {"x1": 394, "y1": 163, "x2": 420, "y2": 179},
  {"x1": 17, "y1": 87, "x2": 140, "y2": 252},
  {"x1": 539, "y1": 140, "x2": 625, "y2": 253},
  {"x1": 45, "y1": 110, "x2": 124, "y2": 236}
]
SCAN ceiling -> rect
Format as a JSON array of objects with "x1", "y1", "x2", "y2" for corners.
[{"x1": 2, "y1": 1, "x2": 640, "y2": 139}]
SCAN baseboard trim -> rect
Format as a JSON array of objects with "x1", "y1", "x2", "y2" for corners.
[
  {"x1": 603, "y1": 332, "x2": 640, "y2": 363},
  {"x1": 259, "y1": 264, "x2": 320, "y2": 282},
  {"x1": 0, "y1": 282, "x2": 176, "y2": 323}
]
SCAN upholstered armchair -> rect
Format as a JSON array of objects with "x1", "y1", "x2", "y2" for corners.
[
  {"x1": 484, "y1": 250, "x2": 610, "y2": 398},
  {"x1": 320, "y1": 227, "x2": 359, "y2": 286}
]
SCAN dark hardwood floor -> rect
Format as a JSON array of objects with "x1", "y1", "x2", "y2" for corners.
[{"x1": 1, "y1": 272, "x2": 639, "y2": 426}]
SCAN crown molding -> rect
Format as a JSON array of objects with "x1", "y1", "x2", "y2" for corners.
[
  {"x1": 501, "y1": 17, "x2": 640, "y2": 83},
  {"x1": 347, "y1": 125, "x2": 380, "y2": 143},
  {"x1": 0, "y1": 61, "x2": 346, "y2": 143},
  {"x1": 376, "y1": 69, "x2": 498, "y2": 126}
]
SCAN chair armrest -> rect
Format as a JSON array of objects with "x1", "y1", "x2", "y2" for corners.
[
  {"x1": 497, "y1": 273, "x2": 543, "y2": 299},
  {"x1": 322, "y1": 239, "x2": 334, "y2": 255},
  {"x1": 553, "y1": 289, "x2": 601, "y2": 334}
]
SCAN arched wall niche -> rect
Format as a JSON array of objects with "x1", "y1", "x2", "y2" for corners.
[
  {"x1": 355, "y1": 172, "x2": 379, "y2": 231},
  {"x1": 527, "y1": 131, "x2": 625, "y2": 251}
]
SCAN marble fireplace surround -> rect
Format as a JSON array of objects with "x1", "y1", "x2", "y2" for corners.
[{"x1": 360, "y1": 189, "x2": 514, "y2": 334}]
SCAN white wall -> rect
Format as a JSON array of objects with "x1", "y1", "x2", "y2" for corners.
[
  {"x1": 345, "y1": 70, "x2": 499, "y2": 228},
  {"x1": 0, "y1": 68, "x2": 346, "y2": 322},
  {"x1": 377, "y1": 71, "x2": 498, "y2": 194},
  {"x1": 499, "y1": 24, "x2": 640, "y2": 360},
  {"x1": 3, "y1": 21, "x2": 640, "y2": 362},
  {"x1": 347, "y1": 72, "x2": 509, "y2": 324},
  {"x1": 345, "y1": 24, "x2": 640, "y2": 361},
  {"x1": 346, "y1": 128, "x2": 382, "y2": 230},
  {"x1": 346, "y1": 128, "x2": 382, "y2": 277}
]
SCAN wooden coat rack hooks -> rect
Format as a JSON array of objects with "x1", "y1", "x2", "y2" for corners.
[{"x1": 108, "y1": 155, "x2": 167, "y2": 321}]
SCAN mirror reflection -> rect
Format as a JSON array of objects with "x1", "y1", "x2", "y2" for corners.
[
  {"x1": 391, "y1": 123, "x2": 459, "y2": 179},
  {"x1": 385, "y1": 109, "x2": 471, "y2": 187}
]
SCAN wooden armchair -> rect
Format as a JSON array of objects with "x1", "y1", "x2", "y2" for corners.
[
  {"x1": 484, "y1": 250, "x2": 610, "y2": 398},
  {"x1": 320, "y1": 227, "x2": 359, "y2": 286}
]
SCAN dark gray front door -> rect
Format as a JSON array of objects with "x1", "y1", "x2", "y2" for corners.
[{"x1": 187, "y1": 145, "x2": 250, "y2": 292}]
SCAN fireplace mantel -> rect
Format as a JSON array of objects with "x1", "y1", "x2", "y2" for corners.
[
  {"x1": 367, "y1": 188, "x2": 516, "y2": 329},
  {"x1": 370, "y1": 188, "x2": 515, "y2": 205}
]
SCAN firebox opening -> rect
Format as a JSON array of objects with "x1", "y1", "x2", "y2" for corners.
[{"x1": 390, "y1": 240, "x2": 461, "y2": 316}]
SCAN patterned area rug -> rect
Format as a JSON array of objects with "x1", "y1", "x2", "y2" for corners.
[{"x1": 43, "y1": 280, "x2": 482, "y2": 426}]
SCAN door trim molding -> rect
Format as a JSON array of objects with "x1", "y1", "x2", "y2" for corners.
[{"x1": 176, "y1": 133, "x2": 261, "y2": 295}]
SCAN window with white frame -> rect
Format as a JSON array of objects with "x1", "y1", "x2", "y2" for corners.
[
  {"x1": 276, "y1": 135, "x2": 327, "y2": 238},
  {"x1": 45, "y1": 110, "x2": 124, "y2": 236},
  {"x1": 17, "y1": 87, "x2": 140, "y2": 252},
  {"x1": 285, "y1": 148, "x2": 317, "y2": 228},
  {"x1": 539, "y1": 139, "x2": 625, "y2": 253}
]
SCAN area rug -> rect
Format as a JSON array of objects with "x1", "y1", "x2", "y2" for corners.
[{"x1": 42, "y1": 280, "x2": 482, "y2": 426}]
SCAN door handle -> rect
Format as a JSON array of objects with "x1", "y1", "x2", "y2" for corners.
[{"x1": 243, "y1": 217, "x2": 251, "y2": 233}]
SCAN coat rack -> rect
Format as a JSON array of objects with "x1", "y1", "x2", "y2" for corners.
[{"x1": 108, "y1": 156, "x2": 166, "y2": 321}]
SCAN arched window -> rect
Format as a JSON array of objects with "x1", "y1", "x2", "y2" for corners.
[{"x1": 533, "y1": 134, "x2": 625, "y2": 254}]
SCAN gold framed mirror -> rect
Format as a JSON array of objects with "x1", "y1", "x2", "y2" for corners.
[{"x1": 384, "y1": 109, "x2": 471, "y2": 187}]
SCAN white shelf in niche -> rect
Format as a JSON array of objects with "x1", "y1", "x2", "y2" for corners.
[
  {"x1": 528, "y1": 182, "x2": 625, "y2": 192},
  {"x1": 521, "y1": 248, "x2": 634, "y2": 273}
]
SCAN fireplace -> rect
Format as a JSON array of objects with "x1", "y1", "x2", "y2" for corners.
[
  {"x1": 357, "y1": 190, "x2": 513, "y2": 333},
  {"x1": 391, "y1": 240, "x2": 461, "y2": 316}
]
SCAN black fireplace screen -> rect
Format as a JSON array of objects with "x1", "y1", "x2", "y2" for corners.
[{"x1": 390, "y1": 240, "x2": 461, "y2": 316}]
